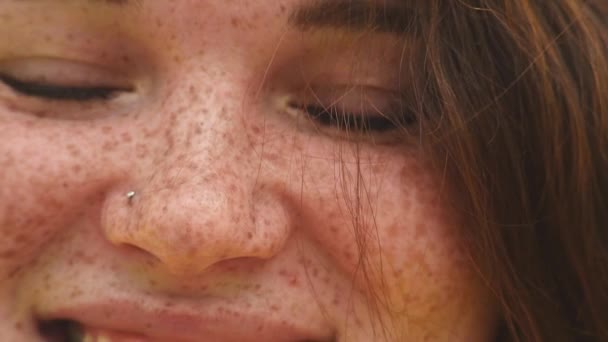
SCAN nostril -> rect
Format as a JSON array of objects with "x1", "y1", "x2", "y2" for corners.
[{"x1": 116, "y1": 243, "x2": 163, "y2": 266}]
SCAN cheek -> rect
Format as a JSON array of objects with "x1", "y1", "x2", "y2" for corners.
[
  {"x1": 281, "y1": 143, "x2": 486, "y2": 326},
  {"x1": 0, "y1": 119, "x2": 130, "y2": 280}
]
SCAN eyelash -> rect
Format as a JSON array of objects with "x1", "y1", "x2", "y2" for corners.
[
  {"x1": 0, "y1": 74, "x2": 122, "y2": 101},
  {"x1": 290, "y1": 102, "x2": 411, "y2": 133}
]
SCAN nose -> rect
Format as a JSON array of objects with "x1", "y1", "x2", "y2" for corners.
[
  {"x1": 102, "y1": 90, "x2": 291, "y2": 277},
  {"x1": 106, "y1": 183, "x2": 290, "y2": 276}
]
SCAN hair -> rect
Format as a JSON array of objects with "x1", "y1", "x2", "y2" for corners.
[{"x1": 370, "y1": 0, "x2": 608, "y2": 341}]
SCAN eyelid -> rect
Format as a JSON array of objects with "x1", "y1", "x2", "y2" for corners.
[
  {"x1": 297, "y1": 84, "x2": 404, "y2": 116},
  {"x1": 0, "y1": 57, "x2": 134, "y2": 89},
  {"x1": 283, "y1": 84, "x2": 413, "y2": 142},
  {"x1": 0, "y1": 73, "x2": 125, "y2": 102}
]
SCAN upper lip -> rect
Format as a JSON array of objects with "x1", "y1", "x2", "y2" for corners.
[{"x1": 36, "y1": 297, "x2": 333, "y2": 342}]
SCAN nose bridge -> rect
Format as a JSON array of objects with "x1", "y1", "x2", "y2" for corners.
[{"x1": 104, "y1": 78, "x2": 290, "y2": 276}]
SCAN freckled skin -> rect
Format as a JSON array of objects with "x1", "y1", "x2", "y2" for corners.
[{"x1": 0, "y1": 1, "x2": 498, "y2": 341}]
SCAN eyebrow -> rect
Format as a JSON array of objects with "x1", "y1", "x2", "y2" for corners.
[
  {"x1": 70, "y1": 0, "x2": 416, "y2": 35},
  {"x1": 84, "y1": 0, "x2": 142, "y2": 8},
  {"x1": 289, "y1": 0, "x2": 417, "y2": 35},
  {"x1": 88, "y1": 0, "x2": 130, "y2": 5}
]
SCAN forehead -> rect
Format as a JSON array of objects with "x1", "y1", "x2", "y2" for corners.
[{"x1": 12, "y1": 0, "x2": 413, "y2": 36}]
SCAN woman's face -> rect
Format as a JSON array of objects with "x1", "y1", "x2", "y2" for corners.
[{"x1": 0, "y1": 1, "x2": 497, "y2": 341}]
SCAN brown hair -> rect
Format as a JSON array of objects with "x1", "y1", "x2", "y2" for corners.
[{"x1": 399, "y1": 0, "x2": 607, "y2": 341}]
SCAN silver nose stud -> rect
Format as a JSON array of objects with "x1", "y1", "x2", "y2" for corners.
[{"x1": 126, "y1": 191, "x2": 136, "y2": 204}]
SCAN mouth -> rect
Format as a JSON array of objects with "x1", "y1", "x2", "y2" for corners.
[
  {"x1": 38, "y1": 319, "x2": 149, "y2": 342},
  {"x1": 38, "y1": 320, "x2": 83, "y2": 342},
  {"x1": 37, "y1": 318, "x2": 332, "y2": 342},
  {"x1": 34, "y1": 295, "x2": 335, "y2": 342}
]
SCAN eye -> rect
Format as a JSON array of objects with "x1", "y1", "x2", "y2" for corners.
[
  {"x1": 0, "y1": 57, "x2": 133, "y2": 102},
  {"x1": 287, "y1": 85, "x2": 416, "y2": 140},
  {"x1": 292, "y1": 102, "x2": 408, "y2": 132},
  {"x1": 0, "y1": 74, "x2": 126, "y2": 101}
]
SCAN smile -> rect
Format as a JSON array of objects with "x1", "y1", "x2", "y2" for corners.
[
  {"x1": 39, "y1": 320, "x2": 151, "y2": 342},
  {"x1": 35, "y1": 300, "x2": 335, "y2": 342}
]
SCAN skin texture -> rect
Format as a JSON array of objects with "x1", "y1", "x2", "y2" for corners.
[{"x1": 0, "y1": 1, "x2": 498, "y2": 341}]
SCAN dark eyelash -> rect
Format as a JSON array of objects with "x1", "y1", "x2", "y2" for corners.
[
  {"x1": 0, "y1": 74, "x2": 124, "y2": 101},
  {"x1": 297, "y1": 104, "x2": 416, "y2": 132}
]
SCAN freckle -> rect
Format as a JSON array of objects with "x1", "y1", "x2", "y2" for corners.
[
  {"x1": 230, "y1": 17, "x2": 240, "y2": 28},
  {"x1": 69, "y1": 288, "x2": 83, "y2": 298},
  {"x1": 0, "y1": 249, "x2": 17, "y2": 258},
  {"x1": 387, "y1": 224, "x2": 401, "y2": 238},
  {"x1": 270, "y1": 305, "x2": 280, "y2": 311},
  {"x1": 143, "y1": 128, "x2": 155, "y2": 138},
  {"x1": 103, "y1": 140, "x2": 118, "y2": 151},
  {"x1": 72, "y1": 165, "x2": 82, "y2": 174},
  {"x1": 7, "y1": 266, "x2": 22, "y2": 279},
  {"x1": 23, "y1": 119, "x2": 35, "y2": 127},
  {"x1": 136, "y1": 144, "x2": 149, "y2": 158},
  {"x1": 121, "y1": 132, "x2": 133, "y2": 143},
  {"x1": 246, "y1": 232, "x2": 253, "y2": 240},
  {"x1": 14, "y1": 233, "x2": 28, "y2": 244},
  {"x1": 187, "y1": 162, "x2": 199, "y2": 171},
  {"x1": 67, "y1": 144, "x2": 81, "y2": 157},
  {"x1": 415, "y1": 223, "x2": 426, "y2": 239},
  {"x1": 355, "y1": 318, "x2": 363, "y2": 327}
]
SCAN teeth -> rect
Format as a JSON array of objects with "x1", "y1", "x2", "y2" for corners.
[
  {"x1": 66, "y1": 321, "x2": 84, "y2": 342},
  {"x1": 66, "y1": 321, "x2": 110, "y2": 342},
  {"x1": 82, "y1": 333, "x2": 111, "y2": 342}
]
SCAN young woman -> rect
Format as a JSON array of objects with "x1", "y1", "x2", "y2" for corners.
[{"x1": 0, "y1": 1, "x2": 605, "y2": 341}]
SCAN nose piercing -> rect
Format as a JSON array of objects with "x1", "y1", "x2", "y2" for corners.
[{"x1": 126, "y1": 191, "x2": 136, "y2": 203}]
